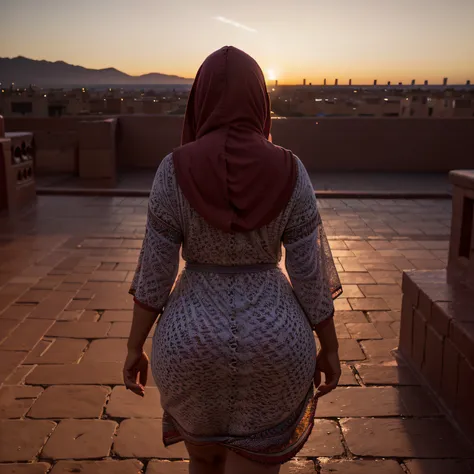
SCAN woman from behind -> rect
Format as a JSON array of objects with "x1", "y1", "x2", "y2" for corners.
[{"x1": 124, "y1": 46, "x2": 342, "y2": 474}]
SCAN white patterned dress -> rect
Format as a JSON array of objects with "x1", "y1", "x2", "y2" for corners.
[{"x1": 130, "y1": 154, "x2": 341, "y2": 464}]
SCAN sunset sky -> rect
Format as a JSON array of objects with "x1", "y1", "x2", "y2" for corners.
[{"x1": 1, "y1": 0, "x2": 474, "y2": 85}]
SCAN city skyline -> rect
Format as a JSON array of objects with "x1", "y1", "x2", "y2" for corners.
[{"x1": 1, "y1": 0, "x2": 474, "y2": 85}]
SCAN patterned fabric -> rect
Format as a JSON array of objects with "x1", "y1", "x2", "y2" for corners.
[{"x1": 130, "y1": 154, "x2": 341, "y2": 464}]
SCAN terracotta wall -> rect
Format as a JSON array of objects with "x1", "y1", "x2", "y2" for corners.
[
  {"x1": 117, "y1": 117, "x2": 474, "y2": 172},
  {"x1": 5, "y1": 116, "x2": 474, "y2": 172}
]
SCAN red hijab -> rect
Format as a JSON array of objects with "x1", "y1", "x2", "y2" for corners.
[{"x1": 173, "y1": 46, "x2": 297, "y2": 233}]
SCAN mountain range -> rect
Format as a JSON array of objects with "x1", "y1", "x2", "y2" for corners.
[{"x1": 0, "y1": 56, "x2": 194, "y2": 86}]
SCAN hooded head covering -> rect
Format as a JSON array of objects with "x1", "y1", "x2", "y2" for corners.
[{"x1": 173, "y1": 46, "x2": 296, "y2": 233}]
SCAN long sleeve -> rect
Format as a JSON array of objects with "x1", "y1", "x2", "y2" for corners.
[
  {"x1": 282, "y1": 161, "x2": 342, "y2": 328},
  {"x1": 129, "y1": 155, "x2": 182, "y2": 312}
]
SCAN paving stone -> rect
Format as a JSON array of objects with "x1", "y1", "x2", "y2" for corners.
[
  {"x1": 403, "y1": 459, "x2": 474, "y2": 474},
  {"x1": 329, "y1": 241, "x2": 349, "y2": 250},
  {"x1": 361, "y1": 339, "x2": 398, "y2": 361},
  {"x1": 363, "y1": 262, "x2": 398, "y2": 271},
  {"x1": 32, "y1": 277, "x2": 63, "y2": 291},
  {"x1": 334, "y1": 311, "x2": 367, "y2": 323},
  {"x1": 65, "y1": 300, "x2": 89, "y2": 312},
  {"x1": 341, "y1": 418, "x2": 472, "y2": 458},
  {"x1": 41, "y1": 419, "x2": 117, "y2": 460},
  {"x1": 106, "y1": 386, "x2": 162, "y2": 418},
  {"x1": 28, "y1": 292, "x2": 77, "y2": 320},
  {"x1": 0, "y1": 420, "x2": 56, "y2": 462},
  {"x1": 349, "y1": 298, "x2": 390, "y2": 311},
  {"x1": 116, "y1": 263, "x2": 137, "y2": 271},
  {"x1": 145, "y1": 461, "x2": 190, "y2": 474},
  {"x1": 282, "y1": 461, "x2": 317, "y2": 474},
  {"x1": 17, "y1": 290, "x2": 51, "y2": 304},
  {"x1": 0, "y1": 320, "x2": 53, "y2": 351},
  {"x1": 99, "y1": 263, "x2": 117, "y2": 271},
  {"x1": 409, "y1": 259, "x2": 446, "y2": 270},
  {"x1": 86, "y1": 291, "x2": 134, "y2": 310},
  {"x1": 339, "y1": 258, "x2": 366, "y2": 272},
  {"x1": 57, "y1": 309, "x2": 84, "y2": 321},
  {"x1": 0, "y1": 386, "x2": 43, "y2": 418},
  {"x1": 418, "y1": 241, "x2": 450, "y2": 250},
  {"x1": 50, "y1": 460, "x2": 143, "y2": 474},
  {"x1": 78, "y1": 311, "x2": 100, "y2": 322},
  {"x1": 320, "y1": 460, "x2": 404, "y2": 474},
  {"x1": 345, "y1": 323, "x2": 382, "y2": 339},
  {"x1": 339, "y1": 365, "x2": 359, "y2": 385},
  {"x1": 4, "y1": 365, "x2": 35, "y2": 385},
  {"x1": 368, "y1": 271, "x2": 402, "y2": 284},
  {"x1": 90, "y1": 271, "x2": 128, "y2": 282},
  {"x1": 46, "y1": 322, "x2": 110, "y2": 339},
  {"x1": 64, "y1": 274, "x2": 89, "y2": 284},
  {"x1": 0, "y1": 352, "x2": 26, "y2": 383},
  {"x1": 334, "y1": 299, "x2": 351, "y2": 311},
  {"x1": 334, "y1": 320, "x2": 351, "y2": 338},
  {"x1": 346, "y1": 241, "x2": 373, "y2": 251},
  {"x1": 26, "y1": 362, "x2": 124, "y2": 385},
  {"x1": 339, "y1": 285, "x2": 364, "y2": 298},
  {"x1": 297, "y1": 419, "x2": 344, "y2": 457},
  {"x1": 107, "y1": 322, "x2": 132, "y2": 337},
  {"x1": 383, "y1": 295, "x2": 403, "y2": 311},
  {"x1": 100, "y1": 310, "x2": 133, "y2": 322},
  {"x1": 396, "y1": 386, "x2": 440, "y2": 416},
  {"x1": 0, "y1": 320, "x2": 20, "y2": 342},
  {"x1": 337, "y1": 339, "x2": 366, "y2": 361},
  {"x1": 149, "y1": 459, "x2": 315, "y2": 473},
  {"x1": 355, "y1": 364, "x2": 419, "y2": 385},
  {"x1": 81, "y1": 338, "x2": 152, "y2": 363},
  {"x1": 338, "y1": 273, "x2": 376, "y2": 284},
  {"x1": 359, "y1": 284, "x2": 402, "y2": 297},
  {"x1": 317, "y1": 387, "x2": 406, "y2": 417},
  {"x1": 28, "y1": 385, "x2": 110, "y2": 419},
  {"x1": 373, "y1": 321, "x2": 397, "y2": 338},
  {"x1": 25, "y1": 338, "x2": 88, "y2": 364},
  {"x1": 0, "y1": 463, "x2": 51, "y2": 474},
  {"x1": 0, "y1": 305, "x2": 33, "y2": 321},
  {"x1": 114, "y1": 419, "x2": 188, "y2": 459}
]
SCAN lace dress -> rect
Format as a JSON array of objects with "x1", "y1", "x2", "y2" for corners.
[{"x1": 130, "y1": 154, "x2": 341, "y2": 464}]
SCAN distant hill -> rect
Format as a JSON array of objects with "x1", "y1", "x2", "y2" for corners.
[{"x1": 0, "y1": 56, "x2": 194, "y2": 87}]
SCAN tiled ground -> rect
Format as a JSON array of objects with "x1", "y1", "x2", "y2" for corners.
[{"x1": 1, "y1": 196, "x2": 473, "y2": 474}]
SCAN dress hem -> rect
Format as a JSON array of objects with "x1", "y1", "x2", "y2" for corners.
[{"x1": 162, "y1": 392, "x2": 318, "y2": 466}]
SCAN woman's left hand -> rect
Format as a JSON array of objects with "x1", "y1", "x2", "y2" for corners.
[{"x1": 123, "y1": 349, "x2": 149, "y2": 397}]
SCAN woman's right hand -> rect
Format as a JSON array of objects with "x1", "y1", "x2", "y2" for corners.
[
  {"x1": 314, "y1": 349, "x2": 341, "y2": 398},
  {"x1": 123, "y1": 349, "x2": 149, "y2": 397}
]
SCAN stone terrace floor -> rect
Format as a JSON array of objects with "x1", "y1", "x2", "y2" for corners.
[{"x1": 1, "y1": 196, "x2": 473, "y2": 474}]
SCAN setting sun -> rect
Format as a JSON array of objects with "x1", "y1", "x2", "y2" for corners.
[{"x1": 267, "y1": 69, "x2": 277, "y2": 81}]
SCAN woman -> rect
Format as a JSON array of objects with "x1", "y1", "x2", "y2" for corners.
[{"x1": 124, "y1": 46, "x2": 342, "y2": 474}]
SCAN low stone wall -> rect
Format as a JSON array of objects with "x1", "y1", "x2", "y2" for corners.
[
  {"x1": 33, "y1": 131, "x2": 78, "y2": 175},
  {"x1": 399, "y1": 170, "x2": 474, "y2": 444},
  {"x1": 400, "y1": 270, "x2": 474, "y2": 443},
  {"x1": 5, "y1": 116, "x2": 474, "y2": 173}
]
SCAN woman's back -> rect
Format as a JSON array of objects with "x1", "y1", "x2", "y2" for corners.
[{"x1": 131, "y1": 152, "x2": 338, "y2": 449}]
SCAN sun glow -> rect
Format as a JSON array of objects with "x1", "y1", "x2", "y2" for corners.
[{"x1": 267, "y1": 69, "x2": 277, "y2": 81}]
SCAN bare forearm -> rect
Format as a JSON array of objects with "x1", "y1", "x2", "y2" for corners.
[
  {"x1": 314, "y1": 317, "x2": 339, "y2": 352},
  {"x1": 127, "y1": 303, "x2": 159, "y2": 352}
]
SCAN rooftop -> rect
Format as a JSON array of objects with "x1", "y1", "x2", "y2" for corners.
[{"x1": 2, "y1": 195, "x2": 473, "y2": 472}]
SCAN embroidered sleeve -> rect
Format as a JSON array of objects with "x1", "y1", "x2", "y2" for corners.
[
  {"x1": 282, "y1": 160, "x2": 342, "y2": 328},
  {"x1": 129, "y1": 155, "x2": 182, "y2": 312}
]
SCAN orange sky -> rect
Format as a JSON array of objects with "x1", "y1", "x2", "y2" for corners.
[{"x1": 1, "y1": 0, "x2": 474, "y2": 85}]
